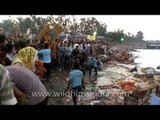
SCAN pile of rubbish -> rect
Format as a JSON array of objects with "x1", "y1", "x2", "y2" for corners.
[{"x1": 63, "y1": 64, "x2": 160, "y2": 105}]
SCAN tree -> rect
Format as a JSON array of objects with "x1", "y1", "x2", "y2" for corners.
[
  {"x1": 136, "y1": 31, "x2": 144, "y2": 41},
  {"x1": 78, "y1": 17, "x2": 107, "y2": 36},
  {"x1": 107, "y1": 30, "x2": 125, "y2": 43},
  {"x1": 0, "y1": 19, "x2": 15, "y2": 35},
  {"x1": 0, "y1": 15, "x2": 108, "y2": 39},
  {"x1": 17, "y1": 16, "x2": 46, "y2": 35}
]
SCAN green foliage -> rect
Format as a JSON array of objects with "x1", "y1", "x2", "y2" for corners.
[
  {"x1": 136, "y1": 31, "x2": 144, "y2": 41},
  {"x1": 0, "y1": 15, "x2": 143, "y2": 45},
  {"x1": 107, "y1": 30, "x2": 125, "y2": 43},
  {"x1": 125, "y1": 31, "x2": 144, "y2": 43},
  {"x1": 0, "y1": 19, "x2": 15, "y2": 34}
]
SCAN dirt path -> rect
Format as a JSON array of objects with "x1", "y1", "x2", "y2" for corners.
[
  {"x1": 42, "y1": 68, "x2": 98, "y2": 105},
  {"x1": 42, "y1": 70, "x2": 69, "y2": 105}
]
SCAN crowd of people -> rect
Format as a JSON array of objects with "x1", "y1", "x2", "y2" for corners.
[{"x1": 0, "y1": 34, "x2": 107, "y2": 105}]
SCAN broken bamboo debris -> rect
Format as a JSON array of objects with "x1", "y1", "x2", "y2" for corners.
[{"x1": 134, "y1": 73, "x2": 160, "y2": 78}]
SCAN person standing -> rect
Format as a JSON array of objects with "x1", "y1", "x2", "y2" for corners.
[
  {"x1": 58, "y1": 43, "x2": 65, "y2": 71},
  {"x1": 38, "y1": 42, "x2": 51, "y2": 81},
  {"x1": 66, "y1": 62, "x2": 85, "y2": 105},
  {"x1": 65, "y1": 43, "x2": 73, "y2": 69},
  {"x1": 88, "y1": 56, "x2": 98, "y2": 77}
]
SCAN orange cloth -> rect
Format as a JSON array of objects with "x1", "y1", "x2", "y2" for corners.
[
  {"x1": 35, "y1": 60, "x2": 46, "y2": 78},
  {"x1": 53, "y1": 40, "x2": 58, "y2": 59},
  {"x1": 44, "y1": 35, "x2": 52, "y2": 49}
]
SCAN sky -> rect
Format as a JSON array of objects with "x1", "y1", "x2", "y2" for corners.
[{"x1": 0, "y1": 15, "x2": 160, "y2": 41}]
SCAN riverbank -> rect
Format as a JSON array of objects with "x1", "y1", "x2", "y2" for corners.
[{"x1": 43, "y1": 45, "x2": 160, "y2": 105}]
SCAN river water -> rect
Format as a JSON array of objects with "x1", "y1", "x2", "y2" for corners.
[{"x1": 133, "y1": 49, "x2": 160, "y2": 70}]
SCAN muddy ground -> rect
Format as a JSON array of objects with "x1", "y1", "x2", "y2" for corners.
[
  {"x1": 42, "y1": 66, "x2": 101, "y2": 105},
  {"x1": 42, "y1": 69, "x2": 69, "y2": 105}
]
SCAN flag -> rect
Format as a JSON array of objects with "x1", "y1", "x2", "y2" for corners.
[{"x1": 87, "y1": 35, "x2": 96, "y2": 40}]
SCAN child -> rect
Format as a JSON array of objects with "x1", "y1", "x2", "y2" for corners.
[{"x1": 35, "y1": 60, "x2": 46, "y2": 79}]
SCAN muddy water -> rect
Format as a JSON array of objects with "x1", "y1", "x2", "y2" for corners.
[
  {"x1": 133, "y1": 49, "x2": 160, "y2": 70},
  {"x1": 96, "y1": 49, "x2": 160, "y2": 87}
]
